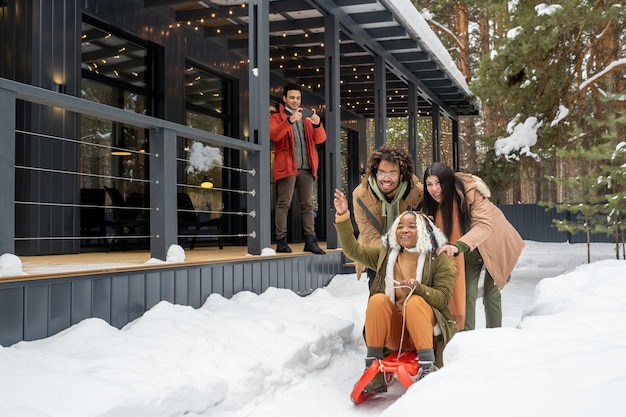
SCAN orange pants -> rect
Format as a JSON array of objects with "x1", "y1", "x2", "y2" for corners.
[{"x1": 364, "y1": 293, "x2": 435, "y2": 351}]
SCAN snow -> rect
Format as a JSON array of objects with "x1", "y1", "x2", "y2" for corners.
[
  {"x1": 256, "y1": 247, "x2": 279, "y2": 256},
  {"x1": 579, "y1": 57, "x2": 626, "y2": 91},
  {"x1": 185, "y1": 141, "x2": 223, "y2": 174},
  {"x1": 1, "y1": 241, "x2": 624, "y2": 417},
  {"x1": 495, "y1": 116, "x2": 542, "y2": 159},
  {"x1": 507, "y1": 26, "x2": 523, "y2": 40},
  {"x1": 388, "y1": 0, "x2": 471, "y2": 96},
  {"x1": 145, "y1": 244, "x2": 186, "y2": 264},
  {"x1": 535, "y1": 4, "x2": 563, "y2": 16},
  {"x1": 550, "y1": 104, "x2": 570, "y2": 127},
  {"x1": 0, "y1": 253, "x2": 27, "y2": 276}
]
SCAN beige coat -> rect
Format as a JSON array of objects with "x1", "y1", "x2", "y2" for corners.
[
  {"x1": 352, "y1": 174, "x2": 424, "y2": 277},
  {"x1": 457, "y1": 173, "x2": 525, "y2": 288}
]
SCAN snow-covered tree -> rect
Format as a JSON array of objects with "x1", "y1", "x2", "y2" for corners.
[
  {"x1": 544, "y1": 90, "x2": 626, "y2": 261},
  {"x1": 596, "y1": 97, "x2": 626, "y2": 259},
  {"x1": 412, "y1": 1, "x2": 625, "y2": 206}
]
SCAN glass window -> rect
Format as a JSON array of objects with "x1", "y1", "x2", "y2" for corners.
[
  {"x1": 80, "y1": 21, "x2": 153, "y2": 199},
  {"x1": 81, "y1": 22, "x2": 150, "y2": 90},
  {"x1": 340, "y1": 129, "x2": 350, "y2": 194},
  {"x1": 182, "y1": 64, "x2": 232, "y2": 220},
  {"x1": 417, "y1": 116, "x2": 433, "y2": 175},
  {"x1": 185, "y1": 64, "x2": 229, "y2": 130}
]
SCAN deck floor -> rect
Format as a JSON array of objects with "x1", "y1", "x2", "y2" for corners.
[{"x1": 8, "y1": 242, "x2": 336, "y2": 281}]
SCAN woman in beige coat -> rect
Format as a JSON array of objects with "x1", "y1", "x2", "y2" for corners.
[{"x1": 422, "y1": 162, "x2": 525, "y2": 330}]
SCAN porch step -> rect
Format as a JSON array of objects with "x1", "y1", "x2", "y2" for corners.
[{"x1": 343, "y1": 261, "x2": 356, "y2": 274}]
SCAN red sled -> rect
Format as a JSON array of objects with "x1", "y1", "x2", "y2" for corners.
[{"x1": 350, "y1": 351, "x2": 420, "y2": 404}]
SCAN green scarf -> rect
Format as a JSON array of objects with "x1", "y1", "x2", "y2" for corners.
[{"x1": 368, "y1": 175, "x2": 408, "y2": 234}]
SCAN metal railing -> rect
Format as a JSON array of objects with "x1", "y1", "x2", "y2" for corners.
[{"x1": 0, "y1": 77, "x2": 268, "y2": 259}]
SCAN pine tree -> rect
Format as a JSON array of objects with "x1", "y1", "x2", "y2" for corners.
[
  {"x1": 595, "y1": 93, "x2": 626, "y2": 259},
  {"x1": 544, "y1": 88, "x2": 626, "y2": 262},
  {"x1": 411, "y1": 0, "x2": 625, "y2": 205},
  {"x1": 542, "y1": 147, "x2": 606, "y2": 264},
  {"x1": 412, "y1": 0, "x2": 481, "y2": 172},
  {"x1": 470, "y1": 0, "x2": 625, "y2": 203}
]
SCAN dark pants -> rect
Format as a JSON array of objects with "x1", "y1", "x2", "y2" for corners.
[
  {"x1": 275, "y1": 169, "x2": 315, "y2": 240},
  {"x1": 464, "y1": 251, "x2": 502, "y2": 330},
  {"x1": 367, "y1": 268, "x2": 376, "y2": 290}
]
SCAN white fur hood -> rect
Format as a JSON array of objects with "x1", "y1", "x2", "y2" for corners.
[{"x1": 381, "y1": 211, "x2": 447, "y2": 253}]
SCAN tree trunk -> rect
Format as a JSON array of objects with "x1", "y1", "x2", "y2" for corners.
[{"x1": 455, "y1": 3, "x2": 477, "y2": 172}]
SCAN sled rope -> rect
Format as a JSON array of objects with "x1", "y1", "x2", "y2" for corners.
[{"x1": 393, "y1": 280, "x2": 415, "y2": 359}]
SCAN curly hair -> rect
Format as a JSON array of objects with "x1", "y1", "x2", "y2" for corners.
[{"x1": 366, "y1": 145, "x2": 415, "y2": 184}]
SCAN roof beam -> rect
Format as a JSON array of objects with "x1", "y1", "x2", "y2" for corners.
[
  {"x1": 175, "y1": 0, "x2": 313, "y2": 20},
  {"x1": 391, "y1": 51, "x2": 429, "y2": 62},
  {"x1": 334, "y1": 0, "x2": 378, "y2": 5},
  {"x1": 365, "y1": 26, "x2": 407, "y2": 39},
  {"x1": 348, "y1": 11, "x2": 393, "y2": 25},
  {"x1": 229, "y1": 32, "x2": 326, "y2": 49}
]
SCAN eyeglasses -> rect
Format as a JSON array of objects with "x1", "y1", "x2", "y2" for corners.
[{"x1": 376, "y1": 171, "x2": 398, "y2": 180}]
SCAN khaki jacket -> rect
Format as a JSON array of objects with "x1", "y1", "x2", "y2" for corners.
[
  {"x1": 352, "y1": 174, "x2": 424, "y2": 277},
  {"x1": 457, "y1": 173, "x2": 525, "y2": 288}
]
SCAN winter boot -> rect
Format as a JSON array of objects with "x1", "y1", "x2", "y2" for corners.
[
  {"x1": 416, "y1": 348, "x2": 438, "y2": 380},
  {"x1": 363, "y1": 347, "x2": 387, "y2": 394},
  {"x1": 276, "y1": 237, "x2": 292, "y2": 253},
  {"x1": 303, "y1": 234, "x2": 325, "y2": 255}
]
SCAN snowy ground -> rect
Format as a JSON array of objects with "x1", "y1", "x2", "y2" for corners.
[{"x1": 0, "y1": 240, "x2": 624, "y2": 417}]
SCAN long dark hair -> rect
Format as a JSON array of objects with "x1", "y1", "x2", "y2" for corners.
[{"x1": 422, "y1": 162, "x2": 471, "y2": 238}]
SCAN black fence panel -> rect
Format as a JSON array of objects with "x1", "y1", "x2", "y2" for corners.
[{"x1": 499, "y1": 204, "x2": 614, "y2": 243}]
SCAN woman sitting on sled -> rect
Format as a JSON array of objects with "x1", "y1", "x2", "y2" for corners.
[{"x1": 333, "y1": 189, "x2": 457, "y2": 394}]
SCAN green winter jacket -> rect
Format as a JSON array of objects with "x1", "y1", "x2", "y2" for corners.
[{"x1": 335, "y1": 213, "x2": 457, "y2": 367}]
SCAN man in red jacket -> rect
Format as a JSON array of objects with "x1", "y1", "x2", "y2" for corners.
[{"x1": 269, "y1": 83, "x2": 327, "y2": 254}]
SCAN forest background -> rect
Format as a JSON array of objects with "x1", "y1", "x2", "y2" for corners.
[{"x1": 387, "y1": 0, "x2": 625, "y2": 247}]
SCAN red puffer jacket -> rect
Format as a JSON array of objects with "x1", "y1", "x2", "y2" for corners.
[{"x1": 269, "y1": 103, "x2": 327, "y2": 181}]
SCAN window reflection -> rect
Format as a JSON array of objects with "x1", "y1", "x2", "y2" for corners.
[
  {"x1": 79, "y1": 20, "x2": 154, "y2": 248},
  {"x1": 183, "y1": 64, "x2": 232, "y2": 221}
]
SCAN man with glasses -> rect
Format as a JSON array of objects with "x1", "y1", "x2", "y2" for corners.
[{"x1": 351, "y1": 146, "x2": 424, "y2": 287}]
